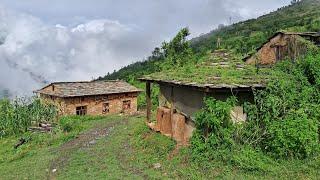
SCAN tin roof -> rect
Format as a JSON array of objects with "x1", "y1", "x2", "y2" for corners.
[{"x1": 35, "y1": 80, "x2": 142, "y2": 98}]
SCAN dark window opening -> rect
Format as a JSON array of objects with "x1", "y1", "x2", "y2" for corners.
[
  {"x1": 52, "y1": 85, "x2": 55, "y2": 91},
  {"x1": 122, "y1": 100, "x2": 131, "y2": 110},
  {"x1": 102, "y1": 103, "x2": 110, "y2": 114},
  {"x1": 76, "y1": 106, "x2": 87, "y2": 116}
]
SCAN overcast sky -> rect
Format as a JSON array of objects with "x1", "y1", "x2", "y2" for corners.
[{"x1": 0, "y1": 0, "x2": 291, "y2": 97}]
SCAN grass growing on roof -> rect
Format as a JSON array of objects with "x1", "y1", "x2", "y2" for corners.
[{"x1": 143, "y1": 50, "x2": 277, "y2": 86}]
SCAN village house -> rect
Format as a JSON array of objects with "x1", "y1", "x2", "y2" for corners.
[
  {"x1": 35, "y1": 81, "x2": 142, "y2": 116},
  {"x1": 139, "y1": 31, "x2": 320, "y2": 145},
  {"x1": 139, "y1": 50, "x2": 267, "y2": 145},
  {"x1": 244, "y1": 31, "x2": 320, "y2": 65}
]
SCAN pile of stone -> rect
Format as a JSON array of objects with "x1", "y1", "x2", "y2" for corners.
[{"x1": 28, "y1": 122, "x2": 53, "y2": 133}]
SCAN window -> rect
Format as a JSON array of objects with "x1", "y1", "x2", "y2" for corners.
[
  {"x1": 52, "y1": 85, "x2": 55, "y2": 91},
  {"x1": 122, "y1": 100, "x2": 131, "y2": 110},
  {"x1": 102, "y1": 103, "x2": 110, "y2": 114},
  {"x1": 76, "y1": 106, "x2": 87, "y2": 116}
]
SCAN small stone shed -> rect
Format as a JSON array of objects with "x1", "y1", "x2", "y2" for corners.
[
  {"x1": 35, "y1": 81, "x2": 142, "y2": 116},
  {"x1": 245, "y1": 32, "x2": 320, "y2": 65},
  {"x1": 139, "y1": 50, "x2": 268, "y2": 145}
]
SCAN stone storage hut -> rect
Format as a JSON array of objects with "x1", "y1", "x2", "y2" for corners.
[
  {"x1": 35, "y1": 81, "x2": 142, "y2": 116},
  {"x1": 244, "y1": 31, "x2": 320, "y2": 65},
  {"x1": 139, "y1": 50, "x2": 269, "y2": 145}
]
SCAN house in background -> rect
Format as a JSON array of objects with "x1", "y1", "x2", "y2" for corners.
[
  {"x1": 35, "y1": 81, "x2": 142, "y2": 116},
  {"x1": 244, "y1": 32, "x2": 320, "y2": 65}
]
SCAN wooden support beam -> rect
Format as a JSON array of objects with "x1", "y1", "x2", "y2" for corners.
[{"x1": 146, "y1": 82, "x2": 151, "y2": 123}]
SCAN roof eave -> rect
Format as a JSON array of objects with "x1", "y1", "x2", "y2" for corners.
[
  {"x1": 37, "y1": 90, "x2": 143, "y2": 98},
  {"x1": 139, "y1": 78, "x2": 266, "y2": 91}
]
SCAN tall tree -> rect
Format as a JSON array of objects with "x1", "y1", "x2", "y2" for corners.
[{"x1": 161, "y1": 27, "x2": 194, "y2": 68}]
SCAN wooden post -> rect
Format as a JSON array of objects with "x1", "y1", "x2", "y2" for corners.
[
  {"x1": 170, "y1": 86, "x2": 174, "y2": 137},
  {"x1": 146, "y1": 82, "x2": 151, "y2": 123}
]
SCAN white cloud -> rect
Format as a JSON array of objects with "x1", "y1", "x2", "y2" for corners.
[
  {"x1": 0, "y1": 1, "x2": 292, "y2": 97},
  {"x1": 0, "y1": 6, "x2": 144, "y2": 96}
]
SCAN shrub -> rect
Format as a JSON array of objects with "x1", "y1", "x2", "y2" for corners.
[
  {"x1": 243, "y1": 53, "x2": 320, "y2": 158},
  {"x1": 191, "y1": 97, "x2": 236, "y2": 160},
  {"x1": 264, "y1": 112, "x2": 319, "y2": 158}
]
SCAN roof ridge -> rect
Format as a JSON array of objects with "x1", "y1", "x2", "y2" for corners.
[{"x1": 50, "y1": 80, "x2": 124, "y2": 84}]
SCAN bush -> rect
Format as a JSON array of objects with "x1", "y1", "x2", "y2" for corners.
[
  {"x1": 264, "y1": 113, "x2": 318, "y2": 158},
  {"x1": 191, "y1": 53, "x2": 320, "y2": 163},
  {"x1": 191, "y1": 97, "x2": 236, "y2": 160},
  {"x1": 243, "y1": 53, "x2": 320, "y2": 158}
]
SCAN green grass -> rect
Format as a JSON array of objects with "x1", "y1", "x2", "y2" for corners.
[
  {"x1": 143, "y1": 50, "x2": 275, "y2": 86},
  {"x1": 0, "y1": 114, "x2": 319, "y2": 179}
]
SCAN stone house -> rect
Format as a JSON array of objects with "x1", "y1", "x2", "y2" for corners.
[
  {"x1": 244, "y1": 32, "x2": 320, "y2": 65},
  {"x1": 139, "y1": 78, "x2": 265, "y2": 145},
  {"x1": 139, "y1": 50, "x2": 267, "y2": 145},
  {"x1": 35, "y1": 81, "x2": 142, "y2": 116}
]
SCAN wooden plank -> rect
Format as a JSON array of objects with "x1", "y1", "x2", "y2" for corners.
[{"x1": 146, "y1": 82, "x2": 152, "y2": 123}]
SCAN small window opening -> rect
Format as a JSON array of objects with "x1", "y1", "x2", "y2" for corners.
[
  {"x1": 102, "y1": 103, "x2": 110, "y2": 114},
  {"x1": 122, "y1": 100, "x2": 131, "y2": 110},
  {"x1": 52, "y1": 85, "x2": 55, "y2": 91},
  {"x1": 76, "y1": 106, "x2": 87, "y2": 116}
]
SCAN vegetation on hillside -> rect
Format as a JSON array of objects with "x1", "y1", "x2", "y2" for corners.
[
  {"x1": 191, "y1": 0, "x2": 320, "y2": 55},
  {"x1": 97, "y1": 0, "x2": 320, "y2": 173},
  {"x1": 103, "y1": 0, "x2": 320, "y2": 82},
  {"x1": 191, "y1": 52, "x2": 320, "y2": 170}
]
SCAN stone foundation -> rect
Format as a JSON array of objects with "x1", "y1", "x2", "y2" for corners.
[{"x1": 149, "y1": 106, "x2": 195, "y2": 145}]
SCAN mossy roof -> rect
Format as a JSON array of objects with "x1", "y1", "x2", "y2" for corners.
[{"x1": 140, "y1": 50, "x2": 275, "y2": 89}]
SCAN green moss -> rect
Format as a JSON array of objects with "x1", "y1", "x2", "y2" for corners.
[{"x1": 143, "y1": 50, "x2": 276, "y2": 86}]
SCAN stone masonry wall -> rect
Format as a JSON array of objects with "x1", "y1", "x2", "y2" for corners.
[
  {"x1": 41, "y1": 93, "x2": 138, "y2": 116},
  {"x1": 246, "y1": 34, "x2": 290, "y2": 65}
]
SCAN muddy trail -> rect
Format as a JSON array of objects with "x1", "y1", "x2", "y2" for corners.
[{"x1": 47, "y1": 119, "x2": 128, "y2": 180}]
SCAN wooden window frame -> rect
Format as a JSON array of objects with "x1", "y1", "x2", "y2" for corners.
[
  {"x1": 122, "y1": 100, "x2": 131, "y2": 111},
  {"x1": 76, "y1": 106, "x2": 87, "y2": 116},
  {"x1": 102, "y1": 102, "x2": 110, "y2": 114}
]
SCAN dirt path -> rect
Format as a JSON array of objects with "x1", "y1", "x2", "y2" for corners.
[{"x1": 47, "y1": 119, "x2": 128, "y2": 180}]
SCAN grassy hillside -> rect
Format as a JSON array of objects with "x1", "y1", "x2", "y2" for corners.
[
  {"x1": 191, "y1": 0, "x2": 320, "y2": 55},
  {"x1": 102, "y1": 0, "x2": 320, "y2": 81},
  {"x1": 1, "y1": 115, "x2": 319, "y2": 179}
]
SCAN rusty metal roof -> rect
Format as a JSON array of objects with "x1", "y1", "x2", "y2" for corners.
[{"x1": 35, "y1": 80, "x2": 142, "y2": 98}]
